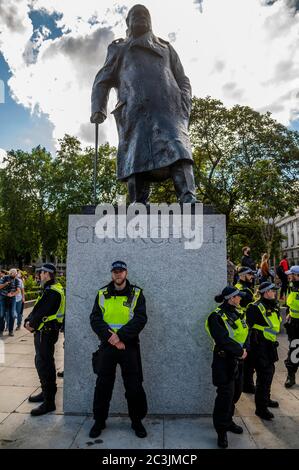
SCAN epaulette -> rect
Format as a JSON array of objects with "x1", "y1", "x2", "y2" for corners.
[
  {"x1": 112, "y1": 38, "x2": 125, "y2": 45},
  {"x1": 131, "y1": 284, "x2": 142, "y2": 292}
]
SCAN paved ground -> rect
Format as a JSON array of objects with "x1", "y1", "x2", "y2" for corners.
[{"x1": 0, "y1": 307, "x2": 299, "y2": 449}]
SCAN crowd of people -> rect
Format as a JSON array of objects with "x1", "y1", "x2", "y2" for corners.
[
  {"x1": 0, "y1": 268, "x2": 25, "y2": 336},
  {"x1": 227, "y1": 247, "x2": 293, "y2": 301}
]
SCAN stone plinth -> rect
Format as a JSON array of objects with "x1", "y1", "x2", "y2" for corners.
[{"x1": 63, "y1": 205, "x2": 226, "y2": 415}]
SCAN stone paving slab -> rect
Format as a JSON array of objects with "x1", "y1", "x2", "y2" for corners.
[
  {"x1": 71, "y1": 417, "x2": 163, "y2": 449},
  {"x1": 0, "y1": 413, "x2": 85, "y2": 449},
  {"x1": 4, "y1": 343, "x2": 39, "y2": 355},
  {"x1": 0, "y1": 386, "x2": 37, "y2": 413},
  {"x1": 0, "y1": 413, "x2": 9, "y2": 424},
  {"x1": 243, "y1": 416, "x2": 299, "y2": 449},
  {"x1": 0, "y1": 367, "x2": 40, "y2": 387},
  {"x1": 164, "y1": 416, "x2": 257, "y2": 449}
]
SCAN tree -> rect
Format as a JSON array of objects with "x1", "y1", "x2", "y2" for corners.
[
  {"x1": 190, "y1": 96, "x2": 299, "y2": 255},
  {"x1": 0, "y1": 146, "x2": 54, "y2": 265}
]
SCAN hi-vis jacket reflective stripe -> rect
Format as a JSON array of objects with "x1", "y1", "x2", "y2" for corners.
[
  {"x1": 205, "y1": 307, "x2": 249, "y2": 347},
  {"x1": 36, "y1": 283, "x2": 65, "y2": 331},
  {"x1": 234, "y1": 282, "x2": 256, "y2": 315},
  {"x1": 287, "y1": 289, "x2": 299, "y2": 319},
  {"x1": 250, "y1": 301, "x2": 281, "y2": 342},
  {"x1": 98, "y1": 287, "x2": 141, "y2": 332}
]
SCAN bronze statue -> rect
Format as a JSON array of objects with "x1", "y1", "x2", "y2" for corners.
[{"x1": 91, "y1": 4, "x2": 197, "y2": 204}]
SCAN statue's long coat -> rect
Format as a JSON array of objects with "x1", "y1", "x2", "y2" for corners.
[{"x1": 91, "y1": 32, "x2": 193, "y2": 181}]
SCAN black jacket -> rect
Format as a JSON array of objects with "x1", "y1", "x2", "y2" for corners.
[
  {"x1": 207, "y1": 302, "x2": 249, "y2": 358},
  {"x1": 238, "y1": 280, "x2": 254, "y2": 309},
  {"x1": 90, "y1": 280, "x2": 147, "y2": 345},
  {"x1": 24, "y1": 279, "x2": 61, "y2": 331},
  {"x1": 241, "y1": 254, "x2": 256, "y2": 271},
  {"x1": 246, "y1": 298, "x2": 280, "y2": 363}
]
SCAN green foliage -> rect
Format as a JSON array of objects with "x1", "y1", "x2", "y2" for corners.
[
  {"x1": 56, "y1": 275, "x2": 66, "y2": 289},
  {"x1": 25, "y1": 291, "x2": 40, "y2": 301},
  {"x1": 1, "y1": 97, "x2": 298, "y2": 263},
  {"x1": 0, "y1": 136, "x2": 126, "y2": 264},
  {"x1": 24, "y1": 275, "x2": 39, "y2": 291},
  {"x1": 189, "y1": 96, "x2": 299, "y2": 255}
]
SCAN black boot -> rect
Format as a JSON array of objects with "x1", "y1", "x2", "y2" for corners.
[
  {"x1": 31, "y1": 401, "x2": 56, "y2": 416},
  {"x1": 255, "y1": 408, "x2": 274, "y2": 420},
  {"x1": 28, "y1": 392, "x2": 44, "y2": 403},
  {"x1": 267, "y1": 399, "x2": 279, "y2": 408},
  {"x1": 285, "y1": 374, "x2": 296, "y2": 388},
  {"x1": 89, "y1": 421, "x2": 106, "y2": 438},
  {"x1": 217, "y1": 431, "x2": 228, "y2": 449},
  {"x1": 227, "y1": 421, "x2": 243, "y2": 434},
  {"x1": 131, "y1": 420, "x2": 147, "y2": 438}
]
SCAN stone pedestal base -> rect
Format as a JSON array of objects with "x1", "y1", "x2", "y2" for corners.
[{"x1": 63, "y1": 206, "x2": 226, "y2": 415}]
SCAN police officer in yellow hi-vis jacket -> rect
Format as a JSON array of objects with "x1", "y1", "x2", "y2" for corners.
[
  {"x1": 234, "y1": 267, "x2": 256, "y2": 393},
  {"x1": 205, "y1": 286, "x2": 249, "y2": 449},
  {"x1": 90, "y1": 261, "x2": 147, "y2": 439},
  {"x1": 284, "y1": 265, "x2": 299, "y2": 388},
  {"x1": 24, "y1": 263, "x2": 65, "y2": 416},
  {"x1": 246, "y1": 282, "x2": 281, "y2": 420}
]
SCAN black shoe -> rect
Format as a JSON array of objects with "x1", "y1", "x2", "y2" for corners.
[
  {"x1": 28, "y1": 392, "x2": 44, "y2": 403},
  {"x1": 217, "y1": 432, "x2": 228, "y2": 449},
  {"x1": 227, "y1": 422, "x2": 243, "y2": 434},
  {"x1": 57, "y1": 371, "x2": 64, "y2": 378},
  {"x1": 267, "y1": 399, "x2": 279, "y2": 408},
  {"x1": 9, "y1": 331, "x2": 14, "y2": 337},
  {"x1": 89, "y1": 421, "x2": 106, "y2": 438},
  {"x1": 255, "y1": 408, "x2": 274, "y2": 420},
  {"x1": 31, "y1": 402, "x2": 56, "y2": 416},
  {"x1": 131, "y1": 421, "x2": 147, "y2": 438},
  {"x1": 285, "y1": 374, "x2": 296, "y2": 388},
  {"x1": 243, "y1": 384, "x2": 256, "y2": 394}
]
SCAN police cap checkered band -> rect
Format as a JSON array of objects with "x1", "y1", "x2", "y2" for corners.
[
  {"x1": 36, "y1": 263, "x2": 56, "y2": 274},
  {"x1": 224, "y1": 288, "x2": 246, "y2": 300},
  {"x1": 259, "y1": 282, "x2": 279, "y2": 293},
  {"x1": 111, "y1": 260, "x2": 127, "y2": 271},
  {"x1": 238, "y1": 267, "x2": 254, "y2": 275}
]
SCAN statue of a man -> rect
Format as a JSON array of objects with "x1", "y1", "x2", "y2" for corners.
[{"x1": 91, "y1": 4, "x2": 197, "y2": 204}]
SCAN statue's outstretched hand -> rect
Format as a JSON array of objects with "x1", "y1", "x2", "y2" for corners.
[{"x1": 90, "y1": 111, "x2": 106, "y2": 124}]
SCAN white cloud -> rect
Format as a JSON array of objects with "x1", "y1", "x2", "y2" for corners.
[
  {"x1": 0, "y1": 148, "x2": 7, "y2": 168},
  {"x1": 0, "y1": 0, "x2": 299, "y2": 153}
]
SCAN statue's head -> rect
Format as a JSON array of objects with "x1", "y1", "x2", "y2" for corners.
[{"x1": 126, "y1": 4, "x2": 152, "y2": 38}]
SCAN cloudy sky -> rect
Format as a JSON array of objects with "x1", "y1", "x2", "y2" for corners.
[{"x1": 0, "y1": 0, "x2": 299, "y2": 165}]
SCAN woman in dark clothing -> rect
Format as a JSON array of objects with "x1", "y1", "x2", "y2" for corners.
[{"x1": 205, "y1": 286, "x2": 249, "y2": 449}]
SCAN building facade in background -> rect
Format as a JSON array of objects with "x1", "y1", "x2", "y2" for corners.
[{"x1": 276, "y1": 208, "x2": 299, "y2": 265}]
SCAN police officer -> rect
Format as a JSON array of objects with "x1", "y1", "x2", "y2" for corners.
[
  {"x1": 90, "y1": 261, "x2": 147, "y2": 439},
  {"x1": 24, "y1": 263, "x2": 65, "y2": 416},
  {"x1": 284, "y1": 265, "x2": 299, "y2": 388},
  {"x1": 246, "y1": 282, "x2": 281, "y2": 420},
  {"x1": 235, "y1": 267, "x2": 256, "y2": 393},
  {"x1": 205, "y1": 286, "x2": 249, "y2": 449}
]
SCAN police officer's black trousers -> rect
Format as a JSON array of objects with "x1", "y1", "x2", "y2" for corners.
[
  {"x1": 284, "y1": 319, "x2": 299, "y2": 375},
  {"x1": 93, "y1": 344, "x2": 147, "y2": 423},
  {"x1": 255, "y1": 361, "x2": 275, "y2": 411},
  {"x1": 212, "y1": 355, "x2": 243, "y2": 433},
  {"x1": 243, "y1": 351, "x2": 255, "y2": 389},
  {"x1": 34, "y1": 329, "x2": 59, "y2": 402}
]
